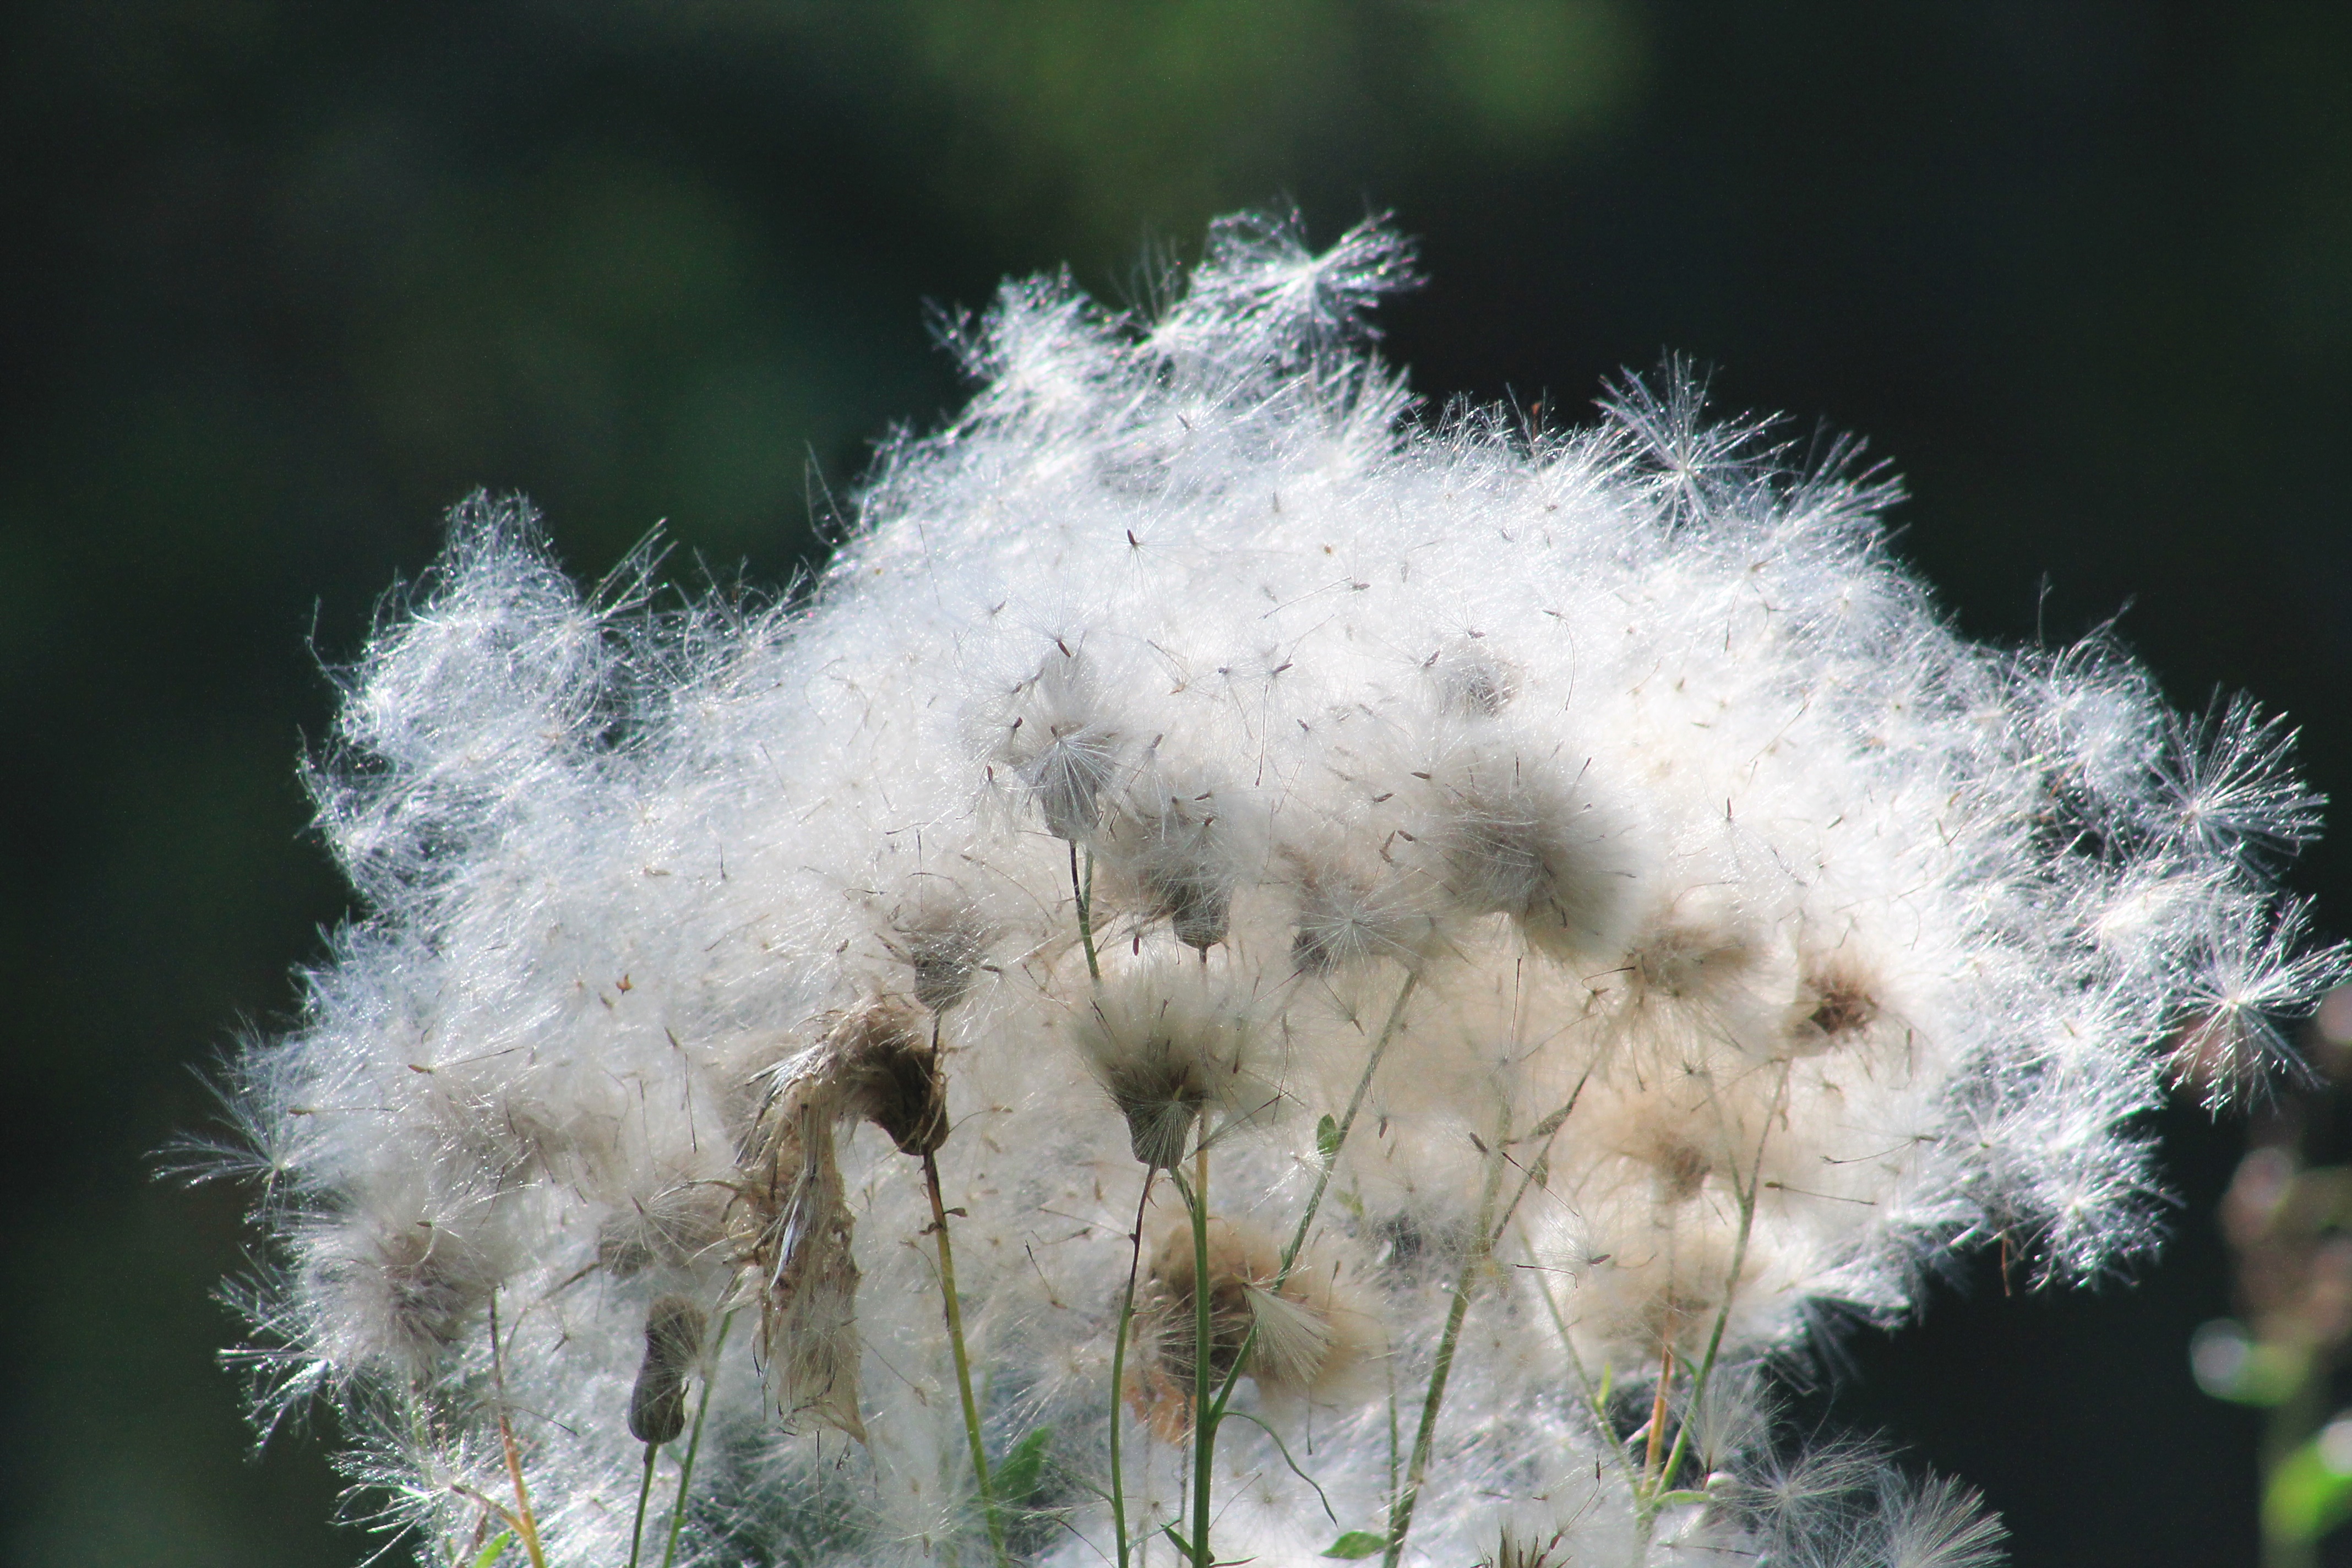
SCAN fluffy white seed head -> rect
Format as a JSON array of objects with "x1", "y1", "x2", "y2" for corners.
[
  {"x1": 1128, "y1": 1216, "x2": 1380, "y2": 1437},
  {"x1": 1076, "y1": 961, "x2": 1280, "y2": 1168},
  {"x1": 200, "y1": 213, "x2": 2343, "y2": 1566}
]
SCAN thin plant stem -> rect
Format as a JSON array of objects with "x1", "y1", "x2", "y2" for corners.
[
  {"x1": 1204, "y1": 965, "x2": 1421, "y2": 1433},
  {"x1": 1382, "y1": 1103, "x2": 1509, "y2": 1568},
  {"x1": 1155, "y1": 959, "x2": 1423, "y2": 1564},
  {"x1": 1281, "y1": 968, "x2": 1418, "y2": 1278},
  {"x1": 927, "y1": 1148, "x2": 1008, "y2": 1566},
  {"x1": 1219, "y1": 1410, "x2": 1341, "y2": 1526},
  {"x1": 1072, "y1": 843, "x2": 1102, "y2": 984},
  {"x1": 403, "y1": 1386, "x2": 523, "y2": 1563},
  {"x1": 660, "y1": 1309, "x2": 734, "y2": 1568},
  {"x1": 486, "y1": 1294, "x2": 547, "y2": 1568},
  {"x1": 1489, "y1": 1076, "x2": 1596, "y2": 1242},
  {"x1": 1108, "y1": 1172, "x2": 1155, "y2": 1568},
  {"x1": 1384, "y1": 1356, "x2": 1401, "y2": 1518},
  {"x1": 1641, "y1": 1346, "x2": 1676, "y2": 1485},
  {"x1": 1653, "y1": 1069, "x2": 1783, "y2": 1502},
  {"x1": 1182, "y1": 1158, "x2": 1216, "y2": 1568},
  {"x1": 443, "y1": 1495, "x2": 521, "y2": 1560},
  {"x1": 627, "y1": 1443, "x2": 659, "y2": 1568},
  {"x1": 1523, "y1": 1248, "x2": 1641, "y2": 1495}
]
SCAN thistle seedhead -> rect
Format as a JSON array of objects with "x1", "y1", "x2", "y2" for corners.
[
  {"x1": 304, "y1": 1194, "x2": 509, "y2": 1378},
  {"x1": 893, "y1": 894, "x2": 994, "y2": 1016},
  {"x1": 1484, "y1": 1529, "x2": 1566, "y2": 1568},
  {"x1": 1429, "y1": 639, "x2": 1520, "y2": 718},
  {"x1": 596, "y1": 1178, "x2": 732, "y2": 1279},
  {"x1": 829, "y1": 997, "x2": 950, "y2": 1158},
  {"x1": 205, "y1": 213, "x2": 2345, "y2": 1568},
  {"x1": 1121, "y1": 784, "x2": 1235, "y2": 954},
  {"x1": 1413, "y1": 736, "x2": 1635, "y2": 960},
  {"x1": 1076, "y1": 964, "x2": 1272, "y2": 1168},
  {"x1": 1003, "y1": 645, "x2": 1127, "y2": 841},
  {"x1": 627, "y1": 1293, "x2": 709, "y2": 1445},
  {"x1": 1287, "y1": 846, "x2": 1440, "y2": 977},
  {"x1": 1129, "y1": 1216, "x2": 1373, "y2": 1435}
]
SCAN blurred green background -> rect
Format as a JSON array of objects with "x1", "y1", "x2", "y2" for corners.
[{"x1": 3, "y1": 3, "x2": 2348, "y2": 1564}]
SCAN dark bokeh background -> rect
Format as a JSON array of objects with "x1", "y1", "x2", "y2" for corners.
[{"x1": 3, "y1": 3, "x2": 2346, "y2": 1563}]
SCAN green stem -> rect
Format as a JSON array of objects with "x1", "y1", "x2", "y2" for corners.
[
  {"x1": 627, "y1": 1442, "x2": 659, "y2": 1568},
  {"x1": 1281, "y1": 969, "x2": 1418, "y2": 1278},
  {"x1": 928, "y1": 1150, "x2": 1008, "y2": 1566},
  {"x1": 1653, "y1": 1072, "x2": 1780, "y2": 1503},
  {"x1": 1384, "y1": 1356, "x2": 1401, "y2": 1517},
  {"x1": 625, "y1": 1448, "x2": 663, "y2": 1568},
  {"x1": 1073, "y1": 843, "x2": 1102, "y2": 984},
  {"x1": 1382, "y1": 1105, "x2": 1509, "y2": 1568},
  {"x1": 1108, "y1": 1173, "x2": 1155, "y2": 1568},
  {"x1": 1523, "y1": 1250, "x2": 1640, "y2": 1495},
  {"x1": 1489, "y1": 1077, "x2": 1593, "y2": 1242},
  {"x1": 1205, "y1": 966, "x2": 1420, "y2": 1433},
  {"x1": 1219, "y1": 1411, "x2": 1341, "y2": 1527},
  {"x1": 660, "y1": 1309, "x2": 733, "y2": 1568},
  {"x1": 1186, "y1": 1157, "x2": 1215, "y2": 1568}
]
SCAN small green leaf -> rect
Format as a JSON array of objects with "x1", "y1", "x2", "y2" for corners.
[
  {"x1": 995, "y1": 1426, "x2": 1053, "y2": 1506},
  {"x1": 469, "y1": 1532, "x2": 515, "y2": 1568},
  {"x1": 1322, "y1": 1530, "x2": 1389, "y2": 1559},
  {"x1": 1597, "y1": 1361, "x2": 1614, "y2": 1408},
  {"x1": 1316, "y1": 1114, "x2": 1342, "y2": 1165}
]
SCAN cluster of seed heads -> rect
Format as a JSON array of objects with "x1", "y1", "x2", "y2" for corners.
[{"x1": 192, "y1": 215, "x2": 2342, "y2": 1568}]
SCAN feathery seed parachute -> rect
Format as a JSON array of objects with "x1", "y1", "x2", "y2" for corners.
[{"x1": 208, "y1": 215, "x2": 2339, "y2": 1567}]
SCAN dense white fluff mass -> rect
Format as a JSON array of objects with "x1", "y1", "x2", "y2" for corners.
[{"x1": 209, "y1": 215, "x2": 2340, "y2": 1567}]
